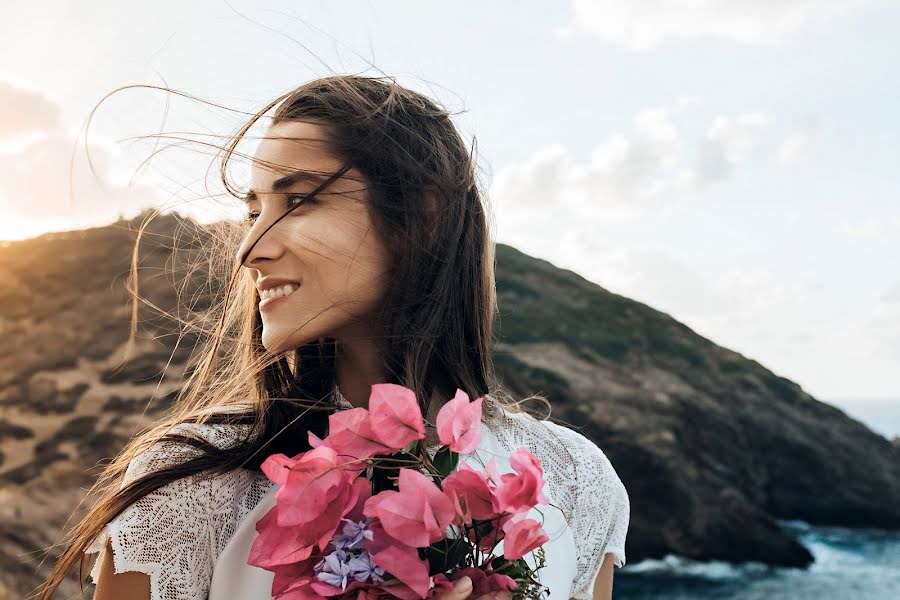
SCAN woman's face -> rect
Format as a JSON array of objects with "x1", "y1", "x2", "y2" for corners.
[{"x1": 236, "y1": 120, "x2": 392, "y2": 354}]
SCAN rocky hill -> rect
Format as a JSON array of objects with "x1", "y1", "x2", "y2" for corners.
[{"x1": 0, "y1": 211, "x2": 897, "y2": 598}]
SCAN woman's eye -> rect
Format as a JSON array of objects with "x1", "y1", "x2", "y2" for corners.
[
  {"x1": 243, "y1": 194, "x2": 316, "y2": 225},
  {"x1": 286, "y1": 193, "x2": 313, "y2": 209}
]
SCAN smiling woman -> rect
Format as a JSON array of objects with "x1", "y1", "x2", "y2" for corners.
[{"x1": 37, "y1": 74, "x2": 629, "y2": 600}]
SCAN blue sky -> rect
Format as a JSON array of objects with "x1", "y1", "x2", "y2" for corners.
[{"x1": 1, "y1": 1, "x2": 898, "y2": 427}]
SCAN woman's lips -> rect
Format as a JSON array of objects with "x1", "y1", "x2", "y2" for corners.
[{"x1": 259, "y1": 285, "x2": 300, "y2": 311}]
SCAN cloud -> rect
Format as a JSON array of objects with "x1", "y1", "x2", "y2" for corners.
[
  {"x1": 676, "y1": 112, "x2": 769, "y2": 191},
  {"x1": 777, "y1": 118, "x2": 823, "y2": 166},
  {"x1": 575, "y1": 238, "x2": 797, "y2": 325},
  {"x1": 558, "y1": 0, "x2": 872, "y2": 51},
  {"x1": 0, "y1": 132, "x2": 160, "y2": 238},
  {"x1": 840, "y1": 214, "x2": 900, "y2": 239},
  {"x1": 860, "y1": 282, "x2": 900, "y2": 360},
  {"x1": 0, "y1": 81, "x2": 63, "y2": 138},
  {"x1": 492, "y1": 103, "x2": 768, "y2": 228},
  {"x1": 883, "y1": 280, "x2": 900, "y2": 304}
]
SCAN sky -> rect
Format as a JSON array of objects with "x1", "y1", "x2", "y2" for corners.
[{"x1": 0, "y1": 1, "x2": 898, "y2": 432}]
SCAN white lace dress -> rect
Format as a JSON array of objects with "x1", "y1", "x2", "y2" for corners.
[{"x1": 85, "y1": 391, "x2": 629, "y2": 600}]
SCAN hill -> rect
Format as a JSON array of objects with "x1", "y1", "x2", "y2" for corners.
[{"x1": 0, "y1": 211, "x2": 897, "y2": 597}]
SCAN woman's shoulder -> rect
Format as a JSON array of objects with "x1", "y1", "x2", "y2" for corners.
[
  {"x1": 86, "y1": 420, "x2": 265, "y2": 600},
  {"x1": 483, "y1": 397, "x2": 620, "y2": 485},
  {"x1": 121, "y1": 420, "x2": 248, "y2": 484}
]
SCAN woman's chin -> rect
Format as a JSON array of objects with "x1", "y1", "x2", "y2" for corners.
[
  {"x1": 260, "y1": 329, "x2": 297, "y2": 354},
  {"x1": 260, "y1": 327, "x2": 317, "y2": 354}
]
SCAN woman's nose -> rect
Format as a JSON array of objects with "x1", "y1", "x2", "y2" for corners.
[{"x1": 236, "y1": 221, "x2": 286, "y2": 268}]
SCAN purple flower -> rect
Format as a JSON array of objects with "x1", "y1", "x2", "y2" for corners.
[
  {"x1": 315, "y1": 549, "x2": 354, "y2": 590},
  {"x1": 347, "y1": 551, "x2": 385, "y2": 584},
  {"x1": 333, "y1": 516, "x2": 375, "y2": 551}
]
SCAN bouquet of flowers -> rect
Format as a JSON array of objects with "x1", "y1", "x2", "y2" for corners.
[{"x1": 248, "y1": 383, "x2": 552, "y2": 600}]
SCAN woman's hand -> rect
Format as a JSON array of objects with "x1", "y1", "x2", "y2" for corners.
[{"x1": 431, "y1": 576, "x2": 513, "y2": 600}]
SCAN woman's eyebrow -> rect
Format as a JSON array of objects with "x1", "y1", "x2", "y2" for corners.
[{"x1": 241, "y1": 170, "x2": 332, "y2": 203}]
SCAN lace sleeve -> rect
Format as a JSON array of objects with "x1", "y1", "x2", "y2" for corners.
[
  {"x1": 482, "y1": 400, "x2": 630, "y2": 600},
  {"x1": 560, "y1": 425, "x2": 630, "y2": 600},
  {"x1": 84, "y1": 423, "x2": 227, "y2": 600}
]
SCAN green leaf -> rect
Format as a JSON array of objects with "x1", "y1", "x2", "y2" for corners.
[
  {"x1": 490, "y1": 556, "x2": 530, "y2": 580},
  {"x1": 432, "y1": 446, "x2": 460, "y2": 477},
  {"x1": 422, "y1": 536, "x2": 472, "y2": 575}
]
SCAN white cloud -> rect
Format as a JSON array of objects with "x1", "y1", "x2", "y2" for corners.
[
  {"x1": 840, "y1": 214, "x2": 900, "y2": 239},
  {"x1": 864, "y1": 287, "x2": 900, "y2": 359},
  {"x1": 558, "y1": 0, "x2": 873, "y2": 51},
  {"x1": 0, "y1": 80, "x2": 62, "y2": 137},
  {"x1": 0, "y1": 133, "x2": 161, "y2": 240},
  {"x1": 0, "y1": 78, "x2": 165, "y2": 239},
  {"x1": 674, "y1": 112, "x2": 769, "y2": 191},
  {"x1": 492, "y1": 104, "x2": 767, "y2": 229},
  {"x1": 491, "y1": 107, "x2": 683, "y2": 228},
  {"x1": 777, "y1": 119, "x2": 823, "y2": 166}
]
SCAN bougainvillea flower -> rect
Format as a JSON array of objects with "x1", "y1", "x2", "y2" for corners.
[
  {"x1": 368, "y1": 383, "x2": 427, "y2": 451},
  {"x1": 270, "y1": 559, "x2": 317, "y2": 598},
  {"x1": 483, "y1": 456, "x2": 503, "y2": 488},
  {"x1": 465, "y1": 512, "x2": 515, "y2": 554},
  {"x1": 323, "y1": 408, "x2": 395, "y2": 469},
  {"x1": 435, "y1": 389, "x2": 483, "y2": 454},
  {"x1": 501, "y1": 513, "x2": 550, "y2": 560},
  {"x1": 363, "y1": 467, "x2": 456, "y2": 547},
  {"x1": 369, "y1": 542, "x2": 432, "y2": 599},
  {"x1": 266, "y1": 446, "x2": 364, "y2": 553},
  {"x1": 248, "y1": 503, "x2": 318, "y2": 569},
  {"x1": 442, "y1": 461, "x2": 496, "y2": 521},
  {"x1": 449, "y1": 567, "x2": 518, "y2": 595},
  {"x1": 492, "y1": 447, "x2": 550, "y2": 515}
]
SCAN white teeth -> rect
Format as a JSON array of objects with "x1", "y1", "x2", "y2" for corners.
[{"x1": 260, "y1": 283, "x2": 300, "y2": 301}]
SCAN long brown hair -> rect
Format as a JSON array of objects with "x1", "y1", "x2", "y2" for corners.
[{"x1": 36, "y1": 74, "x2": 549, "y2": 599}]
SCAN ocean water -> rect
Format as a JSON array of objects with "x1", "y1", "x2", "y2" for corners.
[{"x1": 614, "y1": 520, "x2": 900, "y2": 599}]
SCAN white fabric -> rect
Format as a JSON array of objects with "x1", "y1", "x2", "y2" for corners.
[{"x1": 85, "y1": 390, "x2": 629, "y2": 600}]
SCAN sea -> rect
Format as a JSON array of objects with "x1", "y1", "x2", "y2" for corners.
[
  {"x1": 615, "y1": 520, "x2": 900, "y2": 599},
  {"x1": 615, "y1": 398, "x2": 900, "y2": 599}
]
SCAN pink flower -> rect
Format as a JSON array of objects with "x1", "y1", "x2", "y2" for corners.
[
  {"x1": 501, "y1": 514, "x2": 549, "y2": 560},
  {"x1": 270, "y1": 559, "x2": 323, "y2": 599},
  {"x1": 248, "y1": 503, "x2": 318, "y2": 569},
  {"x1": 368, "y1": 384, "x2": 427, "y2": 451},
  {"x1": 369, "y1": 543, "x2": 431, "y2": 599},
  {"x1": 465, "y1": 513, "x2": 515, "y2": 554},
  {"x1": 492, "y1": 448, "x2": 550, "y2": 515},
  {"x1": 435, "y1": 389, "x2": 483, "y2": 454},
  {"x1": 363, "y1": 467, "x2": 456, "y2": 547},
  {"x1": 442, "y1": 462, "x2": 496, "y2": 522},
  {"x1": 257, "y1": 447, "x2": 366, "y2": 555},
  {"x1": 448, "y1": 567, "x2": 518, "y2": 596},
  {"x1": 322, "y1": 408, "x2": 395, "y2": 469}
]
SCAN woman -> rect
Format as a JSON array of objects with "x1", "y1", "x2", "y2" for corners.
[{"x1": 38, "y1": 75, "x2": 629, "y2": 600}]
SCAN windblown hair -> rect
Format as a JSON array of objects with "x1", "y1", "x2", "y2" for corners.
[{"x1": 37, "y1": 74, "x2": 549, "y2": 599}]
